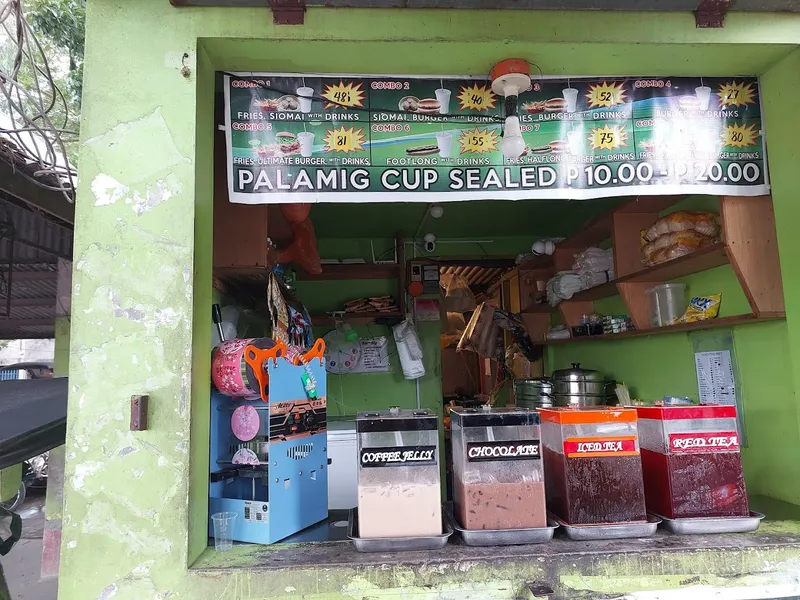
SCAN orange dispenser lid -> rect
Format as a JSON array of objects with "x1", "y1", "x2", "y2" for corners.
[{"x1": 539, "y1": 406, "x2": 638, "y2": 425}]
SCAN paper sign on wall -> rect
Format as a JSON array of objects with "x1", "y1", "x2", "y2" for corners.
[
  {"x1": 694, "y1": 350, "x2": 737, "y2": 406},
  {"x1": 357, "y1": 337, "x2": 390, "y2": 373}
]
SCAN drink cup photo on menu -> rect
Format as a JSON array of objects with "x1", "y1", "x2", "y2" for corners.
[
  {"x1": 296, "y1": 86, "x2": 314, "y2": 113},
  {"x1": 695, "y1": 85, "x2": 712, "y2": 111},
  {"x1": 562, "y1": 87, "x2": 579, "y2": 113},
  {"x1": 436, "y1": 131, "x2": 453, "y2": 158},
  {"x1": 298, "y1": 131, "x2": 315, "y2": 157},
  {"x1": 435, "y1": 88, "x2": 451, "y2": 114}
]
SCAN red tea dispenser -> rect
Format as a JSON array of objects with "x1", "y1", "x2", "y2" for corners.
[
  {"x1": 637, "y1": 405, "x2": 748, "y2": 519},
  {"x1": 540, "y1": 407, "x2": 646, "y2": 525}
]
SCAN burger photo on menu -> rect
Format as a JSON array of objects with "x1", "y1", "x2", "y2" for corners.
[
  {"x1": 275, "y1": 132, "x2": 301, "y2": 156},
  {"x1": 416, "y1": 98, "x2": 441, "y2": 114}
]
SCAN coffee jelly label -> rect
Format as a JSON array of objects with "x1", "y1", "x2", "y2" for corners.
[
  {"x1": 360, "y1": 445, "x2": 437, "y2": 467},
  {"x1": 466, "y1": 440, "x2": 541, "y2": 462},
  {"x1": 669, "y1": 431, "x2": 739, "y2": 453},
  {"x1": 563, "y1": 436, "x2": 639, "y2": 458}
]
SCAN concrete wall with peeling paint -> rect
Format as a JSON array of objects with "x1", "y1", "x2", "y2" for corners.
[{"x1": 61, "y1": 1, "x2": 800, "y2": 598}]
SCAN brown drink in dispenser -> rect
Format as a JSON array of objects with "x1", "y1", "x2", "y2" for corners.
[
  {"x1": 637, "y1": 405, "x2": 748, "y2": 519},
  {"x1": 451, "y1": 407, "x2": 547, "y2": 530},
  {"x1": 540, "y1": 407, "x2": 647, "y2": 525}
]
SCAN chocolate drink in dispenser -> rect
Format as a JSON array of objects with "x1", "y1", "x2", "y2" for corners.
[
  {"x1": 451, "y1": 407, "x2": 547, "y2": 530},
  {"x1": 540, "y1": 407, "x2": 647, "y2": 525}
]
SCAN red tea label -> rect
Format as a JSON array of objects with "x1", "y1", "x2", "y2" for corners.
[
  {"x1": 563, "y1": 437, "x2": 638, "y2": 458},
  {"x1": 669, "y1": 431, "x2": 739, "y2": 453}
]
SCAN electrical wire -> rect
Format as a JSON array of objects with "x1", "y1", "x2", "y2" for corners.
[{"x1": 0, "y1": 1, "x2": 77, "y2": 201}]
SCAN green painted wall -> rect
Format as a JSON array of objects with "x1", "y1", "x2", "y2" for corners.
[{"x1": 62, "y1": 1, "x2": 800, "y2": 598}]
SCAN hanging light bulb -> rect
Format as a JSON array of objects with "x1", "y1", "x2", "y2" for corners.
[
  {"x1": 501, "y1": 113, "x2": 526, "y2": 159},
  {"x1": 490, "y1": 59, "x2": 532, "y2": 161}
]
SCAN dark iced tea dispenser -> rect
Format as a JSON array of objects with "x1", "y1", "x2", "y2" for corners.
[
  {"x1": 540, "y1": 407, "x2": 646, "y2": 525},
  {"x1": 451, "y1": 406, "x2": 547, "y2": 530},
  {"x1": 637, "y1": 405, "x2": 748, "y2": 519}
]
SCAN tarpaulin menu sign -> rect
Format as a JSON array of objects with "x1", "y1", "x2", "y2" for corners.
[{"x1": 224, "y1": 74, "x2": 768, "y2": 203}]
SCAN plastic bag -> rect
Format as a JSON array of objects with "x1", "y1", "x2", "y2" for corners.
[
  {"x1": 643, "y1": 211, "x2": 720, "y2": 243},
  {"x1": 393, "y1": 317, "x2": 426, "y2": 380},
  {"x1": 572, "y1": 247, "x2": 614, "y2": 275},
  {"x1": 678, "y1": 294, "x2": 722, "y2": 323},
  {"x1": 643, "y1": 233, "x2": 716, "y2": 267}
]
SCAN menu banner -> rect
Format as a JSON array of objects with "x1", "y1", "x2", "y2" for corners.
[
  {"x1": 225, "y1": 74, "x2": 769, "y2": 203},
  {"x1": 564, "y1": 436, "x2": 639, "y2": 458},
  {"x1": 669, "y1": 432, "x2": 740, "y2": 454},
  {"x1": 466, "y1": 440, "x2": 541, "y2": 462},
  {"x1": 360, "y1": 446, "x2": 437, "y2": 468}
]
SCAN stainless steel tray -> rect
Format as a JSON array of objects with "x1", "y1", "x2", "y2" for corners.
[
  {"x1": 550, "y1": 513, "x2": 660, "y2": 541},
  {"x1": 654, "y1": 511, "x2": 764, "y2": 535},
  {"x1": 450, "y1": 511, "x2": 558, "y2": 546},
  {"x1": 347, "y1": 508, "x2": 452, "y2": 553}
]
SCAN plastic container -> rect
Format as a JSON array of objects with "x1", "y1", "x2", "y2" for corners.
[
  {"x1": 637, "y1": 405, "x2": 748, "y2": 519},
  {"x1": 451, "y1": 407, "x2": 547, "y2": 530},
  {"x1": 540, "y1": 407, "x2": 647, "y2": 525},
  {"x1": 356, "y1": 408, "x2": 441, "y2": 539},
  {"x1": 211, "y1": 511, "x2": 237, "y2": 551},
  {"x1": 646, "y1": 283, "x2": 687, "y2": 327}
]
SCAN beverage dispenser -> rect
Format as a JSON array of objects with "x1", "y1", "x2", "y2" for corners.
[
  {"x1": 356, "y1": 408, "x2": 441, "y2": 539},
  {"x1": 540, "y1": 407, "x2": 646, "y2": 525},
  {"x1": 451, "y1": 406, "x2": 547, "y2": 530},
  {"x1": 637, "y1": 405, "x2": 748, "y2": 519}
]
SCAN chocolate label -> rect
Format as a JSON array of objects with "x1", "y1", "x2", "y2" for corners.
[
  {"x1": 466, "y1": 440, "x2": 541, "y2": 462},
  {"x1": 360, "y1": 445, "x2": 437, "y2": 467},
  {"x1": 564, "y1": 437, "x2": 639, "y2": 458},
  {"x1": 669, "y1": 431, "x2": 739, "y2": 453}
]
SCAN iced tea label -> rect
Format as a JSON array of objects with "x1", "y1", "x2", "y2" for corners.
[
  {"x1": 466, "y1": 440, "x2": 541, "y2": 462},
  {"x1": 360, "y1": 445, "x2": 437, "y2": 467},
  {"x1": 669, "y1": 431, "x2": 739, "y2": 453},
  {"x1": 564, "y1": 437, "x2": 639, "y2": 458}
]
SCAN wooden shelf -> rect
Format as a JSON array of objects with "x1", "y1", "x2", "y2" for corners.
[
  {"x1": 296, "y1": 263, "x2": 400, "y2": 281},
  {"x1": 312, "y1": 311, "x2": 403, "y2": 326},
  {"x1": 544, "y1": 313, "x2": 784, "y2": 345},
  {"x1": 564, "y1": 243, "x2": 730, "y2": 304},
  {"x1": 521, "y1": 244, "x2": 731, "y2": 311}
]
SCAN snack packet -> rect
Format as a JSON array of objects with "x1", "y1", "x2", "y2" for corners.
[{"x1": 678, "y1": 294, "x2": 721, "y2": 323}]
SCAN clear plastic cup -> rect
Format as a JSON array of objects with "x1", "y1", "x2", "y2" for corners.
[
  {"x1": 435, "y1": 88, "x2": 451, "y2": 114},
  {"x1": 296, "y1": 86, "x2": 314, "y2": 113},
  {"x1": 695, "y1": 86, "x2": 712, "y2": 111},
  {"x1": 297, "y1": 132, "x2": 315, "y2": 157},
  {"x1": 436, "y1": 131, "x2": 453, "y2": 158},
  {"x1": 646, "y1": 283, "x2": 687, "y2": 327},
  {"x1": 211, "y1": 511, "x2": 237, "y2": 551},
  {"x1": 562, "y1": 88, "x2": 579, "y2": 113}
]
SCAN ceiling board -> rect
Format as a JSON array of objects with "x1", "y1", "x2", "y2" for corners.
[{"x1": 309, "y1": 197, "x2": 626, "y2": 239}]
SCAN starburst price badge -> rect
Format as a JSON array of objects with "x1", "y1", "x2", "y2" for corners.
[
  {"x1": 322, "y1": 81, "x2": 365, "y2": 109},
  {"x1": 586, "y1": 81, "x2": 626, "y2": 108},
  {"x1": 324, "y1": 126, "x2": 366, "y2": 153},
  {"x1": 588, "y1": 124, "x2": 628, "y2": 151},
  {"x1": 718, "y1": 81, "x2": 756, "y2": 107},
  {"x1": 458, "y1": 84, "x2": 497, "y2": 112},
  {"x1": 459, "y1": 127, "x2": 500, "y2": 154},
  {"x1": 722, "y1": 122, "x2": 759, "y2": 149}
]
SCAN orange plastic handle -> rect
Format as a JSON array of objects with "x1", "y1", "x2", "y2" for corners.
[
  {"x1": 294, "y1": 338, "x2": 325, "y2": 366},
  {"x1": 244, "y1": 342, "x2": 286, "y2": 402}
]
